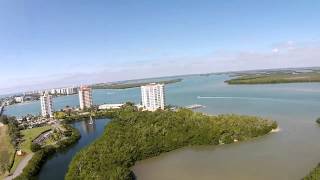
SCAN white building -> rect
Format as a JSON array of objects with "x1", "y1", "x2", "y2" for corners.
[
  {"x1": 141, "y1": 83, "x2": 165, "y2": 111},
  {"x1": 61, "y1": 88, "x2": 67, "y2": 95},
  {"x1": 40, "y1": 92, "x2": 53, "y2": 117},
  {"x1": 66, "y1": 87, "x2": 77, "y2": 95},
  {"x1": 14, "y1": 96, "x2": 24, "y2": 103},
  {"x1": 50, "y1": 89, "x2": 56, "y2": 95},
  {"x1": 98, "y1": 103, "x2": 124, "y2": 110},
  {"x1": 79, "y1": 86, "x2": 93, "y2": 110}
]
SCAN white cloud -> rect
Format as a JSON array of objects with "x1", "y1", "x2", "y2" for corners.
[{"x1": 1, "y1": 40, "x2": 320, "y2": 95}]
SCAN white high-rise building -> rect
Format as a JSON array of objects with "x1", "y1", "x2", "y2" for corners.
[
  {"x1": 14, "y1": 96, "x2": 24, "y2": 103},
  {"x1": 40, "y1": 92, "x2": 53, "y2": 117},
  {"x1": 79, "y1": 86, "x2": 93, "y2": 110},
  {"x1": 141, "y1": 83, "x2": 165, "y2": 111},
  {"x1": 66, "y1": 87, "x2": 78, "y2": 95}
]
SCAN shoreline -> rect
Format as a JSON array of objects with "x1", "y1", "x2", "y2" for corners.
[
  {"x1": 8, "y1": 124, "x2": 80, "y2": 180},
  {"x1": 271, "y1": 127, "x2": 281, "y2": 133},
  {"x1": 65, "y1": 108, "x2": 277, "y2": 179},
  {"x1": 4, "y1": 154, "x2": 34, "y2": 180}
]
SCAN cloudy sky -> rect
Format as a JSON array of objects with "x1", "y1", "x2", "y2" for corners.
[{"x1": 0, "y1": 0, "x2": 320, "y2": 94}]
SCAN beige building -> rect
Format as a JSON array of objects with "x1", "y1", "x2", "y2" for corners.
[
  {"x1": 40, "y1": 92, "x2": 53, "y2": 117},
  {"x1": 79, "y1": 86, "x2": 93, "y2": 110}
]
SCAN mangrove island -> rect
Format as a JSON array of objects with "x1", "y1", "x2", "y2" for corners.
[
  {"x1": 65, "y1": 104, "x2": 277, "y2": 179},
  {"x1": 226, "y1": 71, "x2": 320, "y2": 85}
]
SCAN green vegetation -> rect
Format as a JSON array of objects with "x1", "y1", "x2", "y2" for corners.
[
  {"x1": 10, "y1": 126, "x2": 51, "y2": 175},
  {"x1": 54, "y1": 108, "x2": 115, "y2": 123},
  {"x1": 91, "y1": 78, "x2": 182, "y2": 89},
  {"x1": 226, "y1": 72, "x2": 320, "y2": 84},
  {"x1": 14, "y1": 124, "x2": 80, "y2": 180},
  {"x1": 0, "y1": 125, "x2": 16, "y2": 177},
  {"x1": 30, "y1": 143, "x2": 41, "y2": 152},
  {"x1": 304, "y1": 163, "x2": 320, "y2": 180},
  {"x1": 20, "y1": 126, "x2": 51, "y2": 154},
  {"x1": 0, "y1": 115, "x2": 20, "y2": 148},
  {"x1": 0, "y1": 115, "x2": 20, "y2": 177},
  {"x1": 66, "y1": 106, "x2": 277, "y2": 179},
  {"x1": 316, "y1": 118, "x2": 320, "y2": 125},
  {"x1": 55, "y1": 125, "x2": 81, "y2": 150},
  {"x1": 14, "y1": 146, "x2": 56, "y2": 180}
]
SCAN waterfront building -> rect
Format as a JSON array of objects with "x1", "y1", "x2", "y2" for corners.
[
  {"x1": 40, "y1": 92, "x2": 53, "y2": 117},
  {"x1": 50, "y1": 89, "x2": 56, "y2": 95},
  {"x1": 66, "y1": 87, "x2": 78, "y2": 95},
  {"x1": 79, "y1": 86, "x2": 93, "y2": 110},
  {"x1": 141, "y1": 83, "x2": 165, "y2": 111},
  {"x1": 14, "y1": 96, "x2": 24, "y2": 103},
  {"x1": 98, "y1": 103, "x2": 124, "y2": 110},
  {"x1": 61, "y1": 88, "x2": 67, "y2": 95}
]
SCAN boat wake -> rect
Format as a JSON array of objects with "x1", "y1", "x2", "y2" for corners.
[{"x1": 197, "y1": 96, "x2": 283, "y2": 101}]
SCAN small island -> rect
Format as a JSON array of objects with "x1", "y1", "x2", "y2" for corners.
[
  {"x1": 90, "y1": 78, "x2": 182, "y2": 89},
  {"x1": 65, "y1": 104, "x2": 277, "y2": 179},
  {"x1": 226, "y1": 71, "x2": 320, "y2": 84}
]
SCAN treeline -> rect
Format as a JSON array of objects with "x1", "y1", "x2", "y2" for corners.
[
  {"x1": 91, "y1": 78, "x2": 182, "y2": 89},
  {"x1": 66, "y1": 106, "x2": 277, "y2": 179},
  {"x1": 316, "y1": 118, "x2": 320, "y2": 125},
  {"x1": 0, "y1": 115, "x2": 20, "y2": 173},
  {"x1": 225, "y1": 72, "x2": 320, "y2": 84},
  {"x1": 55, "y1": 124, "x2": 81, "y2": 150},
  {"x1": 0, "y1": 115, "x2": 21, "y2": 147},
  {"x1": 55, "y1": 108, "x2": 116, "y2": 123},
  {"x1": 14, "y1": 146, "x2": 56, "y2": 180},
  {"x1": 14, "y1": 124, "x2": 81, "y2": 180}
]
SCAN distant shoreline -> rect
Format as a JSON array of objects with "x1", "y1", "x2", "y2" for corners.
[
  {"x1": 91, "y1": 78, "x2": 183, "y2": 89},
  {"x1": 225, "y1": 71, "x2": 320, "y2": 85}
]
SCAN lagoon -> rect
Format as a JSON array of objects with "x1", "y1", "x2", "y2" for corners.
[{"x1": 36, "y1": 118, "x2": 110, "y2": 180}]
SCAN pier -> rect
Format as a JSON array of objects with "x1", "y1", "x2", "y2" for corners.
[{"x1": 185, "y1": 104, "x2": 205, "y2": 109}]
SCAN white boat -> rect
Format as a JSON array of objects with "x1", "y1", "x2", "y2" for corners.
[{"x1": 88, "y1": 116, "x2": 94, "y2": 125}]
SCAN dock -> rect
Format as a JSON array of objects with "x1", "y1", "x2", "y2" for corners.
[{"x1": 185, "y1": 104, "x2": 205, "y2": 109}]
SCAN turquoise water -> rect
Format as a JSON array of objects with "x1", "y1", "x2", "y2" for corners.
[
  {"x1": 133, "y1": 75, "x2": 320, "y2": 180},
  {"x1": 4, "y1": 74, "x2": 320, "y2": 180}
]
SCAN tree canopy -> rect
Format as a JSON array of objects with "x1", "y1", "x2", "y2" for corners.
[{"x1": 66, "y1": 107, "x2": 277, "y2": 180}]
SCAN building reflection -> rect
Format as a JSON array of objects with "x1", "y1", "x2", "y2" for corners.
[{"x1": 81, "y1": 119, "x2": 96, "y2": 134}]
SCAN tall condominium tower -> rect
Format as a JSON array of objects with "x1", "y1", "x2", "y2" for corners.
[
  {"x1": 79, "y1": 86, "x2": 93, "y2": 110},
  {"x1": 141, "y1": 83, "x2": 165, "y2": 111},
  {"x1": 40, "y1": 92, "x2": 53, "y2": 117}
]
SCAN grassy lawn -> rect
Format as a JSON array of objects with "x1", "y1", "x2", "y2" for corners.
[
  {"x1": 10, "y1": 126, "x2": 51, "y2": 174},
  {"x1": 0, "y1": 125, "x2": 16, "y2": 178},
  {"x1": 20, "y1": 126, "x2": 52, "y2": 153}
]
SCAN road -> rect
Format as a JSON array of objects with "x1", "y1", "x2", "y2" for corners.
[
  {"x1": 0, "y1": 103, "x2": 4, "y2": 116},
  {"x1": 4, "y1": 153, "x2": 33, "y2": 180}
]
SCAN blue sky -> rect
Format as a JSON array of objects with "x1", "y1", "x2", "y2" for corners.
[{"x1": 1, "y1": 0, "x2": 320, "y2": 94}]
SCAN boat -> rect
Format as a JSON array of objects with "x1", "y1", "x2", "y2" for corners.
[{"x1": 88, "y1": 116, "x2": 94, "y2": 125}]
